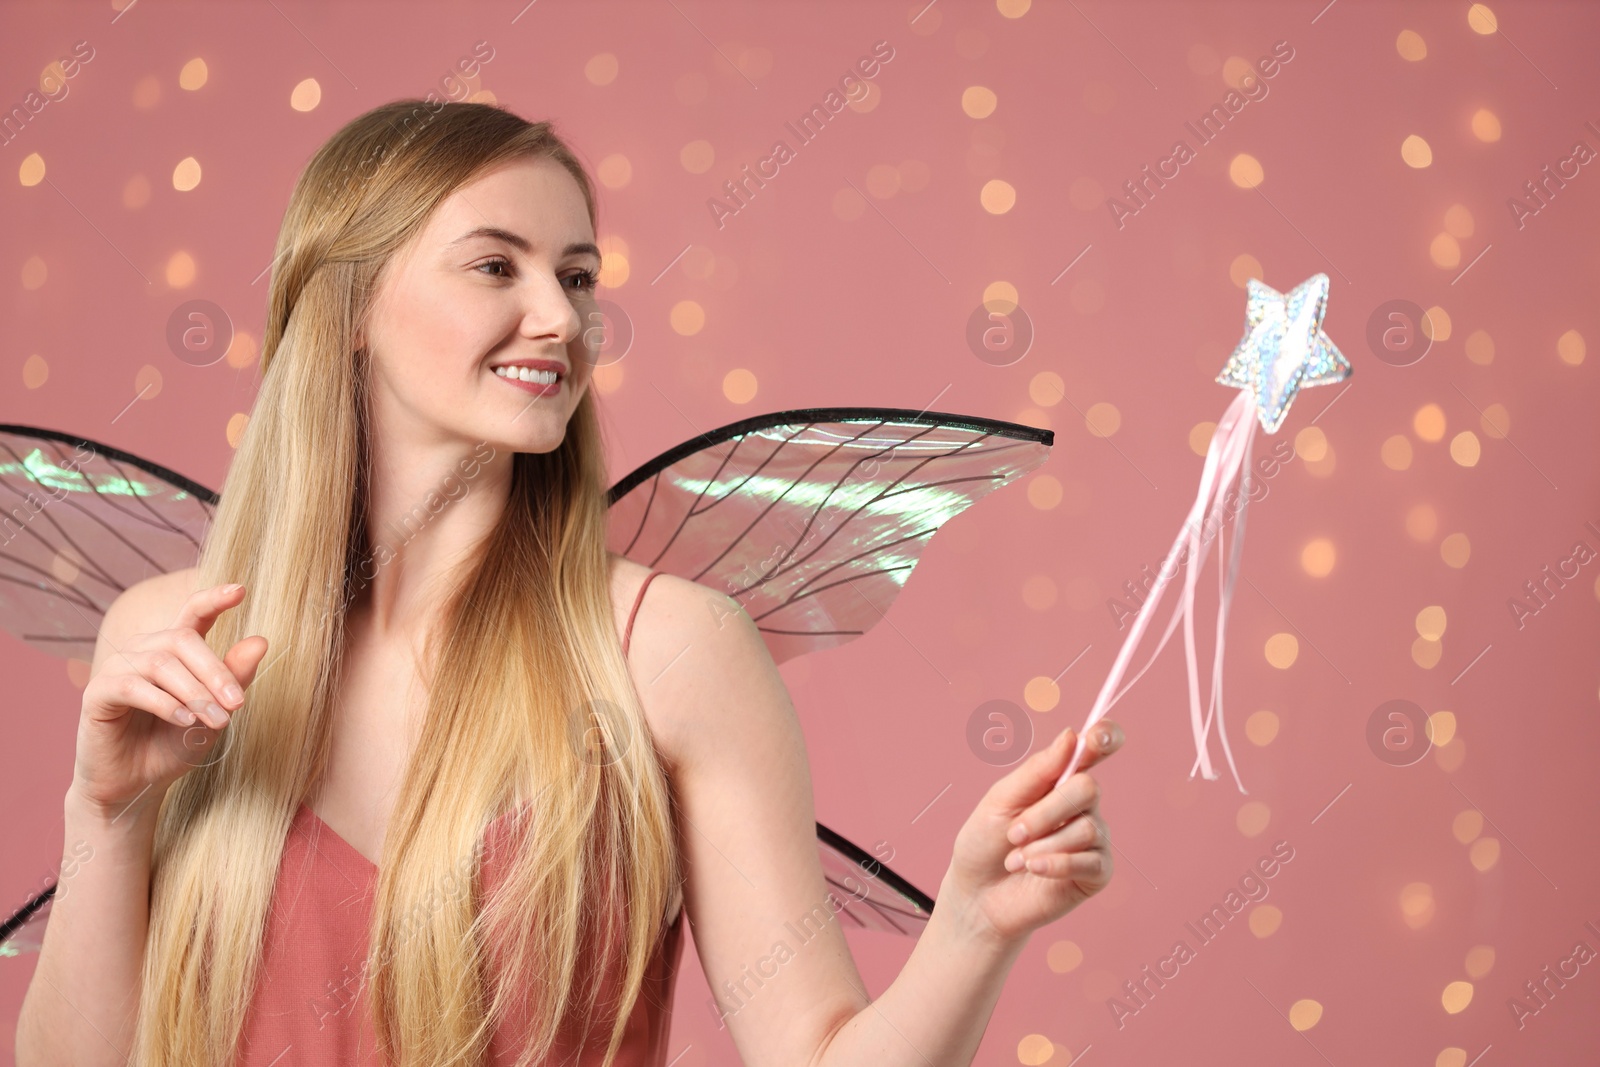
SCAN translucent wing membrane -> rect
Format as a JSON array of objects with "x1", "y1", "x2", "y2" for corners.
[
  {"x1": 0, "y1": 409, "x2": 1052, "y2": 948},
  {"x1": 607, "y1": 407, "x2": 1054, "y2": 665},
  {"x1": 0, "y1": 425, "x2": 217, "y2": 661},
  {"x1": 816, "y1": 822, "x2": 934, "y2": 935}
]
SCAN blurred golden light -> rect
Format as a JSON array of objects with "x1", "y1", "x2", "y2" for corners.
[
  {"x1": 984, "y1": 280, "x2": 1021, "y2": 314},
  {"x1": 1465, "y1": 328, "x2": 1494, "y2": 364},
  {"x1": 1441, "y1": 532, "x2": 1471, "y2": 568},
  {"x1": 1289, "y1": 999, "x2": 1323, "y2": 1031},
  {"x1": 164, "y1": 250, "x2": 196, "y2": 288},
  {"x1": 1294, "y1": 425, "x2": 1328, "y2": 461},
  {"x1": 290, "y1": 78, "x2": 321, "y2": 111},
  {"x1": 584, "y1": 53, "x2": 619, "y2": 86},
  {"x1": 1301, "y1": 538, "x2": 1336, "y2": 577},
  {"x1": 1047, "y1": 940, "x2": 1084, "y2": 973},
  {"x1": 1401, "y1": 134, "x2": 1433, "y2": 168},
  {"x1": 1229, "y1": 153, "x2": 1264, "y2": 188},
  {"x1": 1450, "y1": 431, "x2": 1481, "y2": 467},
  {"x1": 1030, "y1": 371, "x2": 1065, "y2": 407},
  {"x1": 962, "y1": 85, "x2": 998, "y2": 119},
  {"x1": 179, "y1": 58, "x2": 208, "y2": 91},
  {"x1": 1236, "y1": 800, "x2": 1271, "y2": 837},
  {"x1": 1264, "y1": 633, "x2": 1298, "y2": 669},
  {"x1": 1428, "y1": 710, "x2": 1456, "y2": 745},
  {"x1": 1406, "y1": 503, "x2": 1439, "y2": 541},
  {"x1": 980, "y1": 179, "x2": 1017, "y2": 213},
  {"x1": 1229, "y1": 253, "x2": 1263, "y2": 287},
  {"x1": 1469, "y1": 837, "x2": 1501, "y2": 871},
  {"x1": 1400, "y1": 882, "x2": 1435, "y2": 928},
  {"x1": 722, "y1": 367, "x2": 757, "y2": 404},
  {"x1": 1444, "y1": 204, "x2": 1474, "y2": 237},
  {"x1": 1381, "y1": 434, "x2": 1414, "y2": 470},
  {"x1": 1430, "y1": 234, "x2": 1461, "y2": 268},
  {"x1": 172, "y1": 157, "x2": 202, "y2": 191},
  {"x1": 1027, "y1": 474, "x2": 1063, "y2": 510},
  {"x1": 1411, "y1": 637, "x2": 1442, "y2": 669},
  {"x1": 1416, "y1": 605, "x2": 1447, "y2": 640},
  {"x1": 1245, "y1": 709, "x2": 1279, "y2": 745},
  {"x1": 1557, "y1": 328, "x2": 1585, "y2": 365},
  {"x1": 1471, "y1": 108, "x2": 1502, "y2": 142},
  {"x1": 1085, "y1": 402, "x2": 1120, "y2": 437},
  {"x1": 1190, "y1": 421, "x2": 1217, "y2": 455},
  {"x1": 1442, "y1": 980, "x2": 1475, "y2": 1013},
  {"x1": 670, "y1": 300, "x2": 705, "y2": 336},
  {"x1": 1025, "y1": 675, "x2": 1061, "y2": 712},
  {"x1": 1452, "y1": 809, "x2": 1483, "y2": 844},
  {"x1": 1465, "y1": 945, "x2": 1496, "y2": 978},
  {"x1": 1395, "y1": 29, "x2": 1427, "y2": 60},
  {"x1": 1422, "y1": 305, "x2": 1451, "y2": 340},
  {"x1": 1249, "y1": 905, "x2": 1283, "y2": 937},
  {"x1": 1413, "y1": 403, "x2": 1446, "y2": 442},
  {"x1": 1467, "y1": 4, "x2": 1498, "y2": 34},
  {"x1": 1022, "y1": 574, "x2": 1058, "y2": 611},
  {"x1": 1017, "y1": 1034, "x2": 1054, "y2": 1066}
]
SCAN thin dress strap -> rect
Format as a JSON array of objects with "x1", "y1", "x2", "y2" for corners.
[{"x1": 622, "y1": 570, "x2": 662, "y2": 657}]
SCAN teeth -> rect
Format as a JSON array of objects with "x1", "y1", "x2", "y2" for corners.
[{"x1": 494, "y1": 366, "x2": 559, "y2": 385}]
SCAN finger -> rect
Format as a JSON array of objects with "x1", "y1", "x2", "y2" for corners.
[
  {"x1": 1014, "y1": 844, "x2": 1111, "y2": 880},
  {"x1": 136, "y1": 647, "x2": 233, "y2": 729},
  {"x1": 1007, "y1": 771, "x2": 1100, "y2": 848},
  {"x1": 170, "y1": 582, "x2": 246, "y2": 638},
  {"x1": 1013, "y1": 811, "x2": 1101, "y2": 866},
  {"x1": 985, "y1": 725, "x2": 1081, "y2": 813},
  {"x1": 86, "y1": 671, "x2": 199, "y2": 729},
  {"x1": 162, "y1": 627, "x2": 253, "y2": 714},
  {"x1": 1069, "y1": 720, "x2": 1126, "y2": 775},
  {"x1": 224, "y1": 634, "x2": 271, "y2": 692}
]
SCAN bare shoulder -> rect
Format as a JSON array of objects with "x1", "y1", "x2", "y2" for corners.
[
  {"x1": 607, "y1": 554, "x2": 768, "y2": 774},
  {"x1": 90, "y1": 565, "x2": 205, "y2": 675}
]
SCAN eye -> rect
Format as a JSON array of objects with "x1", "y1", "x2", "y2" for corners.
[
  {"x1": 564, "y1": 268, "x2": 600, "y2": 294},
  {"x1": 475, "y1": 256, "x2": 513, "y2": 278}
]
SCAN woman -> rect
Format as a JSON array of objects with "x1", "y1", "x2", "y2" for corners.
[{"x1": 15, "y1": 99, "x2": 1124, "y2": 1067}]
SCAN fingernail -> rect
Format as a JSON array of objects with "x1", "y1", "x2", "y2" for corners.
[
  {"x1": 1005, "y1": 850, "x2": 1024, "y2": 872},
  {"x1": 223, "y1": 684, "x2": 244, "y2": 705},
  {"x1": 1098, "y1": 728, "x2": 1116, "y2": 747},
  {"x1": 1007, "y1": 822, "x2": 1028, "y2": 845},
  {"x1": 176, "y1": 706, "x2": 197, "y2": 726},
  {"x1": 224, "y1": 583, "x2": 242, "y2": 594},
  {"x1": 206, "y1": 703, "x2": 230, "y2": 727}
]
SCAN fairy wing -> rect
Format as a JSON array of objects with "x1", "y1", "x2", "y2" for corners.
[
  {"x1": 0, "y1": 425, "x2": 217, "y2": 661},
  {"x1": 606, "y1": 406, "x2": 1054, "y2": 664},
  {"x1": 606, "y1": 407, "x2": 1054, "y2": 931},
  {"x1": 0, "y1": 408, "x2": 1052, "y2": 949}
]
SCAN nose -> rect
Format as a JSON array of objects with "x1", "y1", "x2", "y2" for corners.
[{"x1": 519, "y1": 272, "x2": 584, "y2": 347}]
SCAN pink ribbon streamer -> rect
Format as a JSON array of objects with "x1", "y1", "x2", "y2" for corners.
[{"x1": 1054, "y1": 390, "x2": 1262, "y2": 794}]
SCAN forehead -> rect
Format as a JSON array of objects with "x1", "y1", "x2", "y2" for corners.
[{"x1": 420, "y1": 155, "x2": 593, "y2": 250}]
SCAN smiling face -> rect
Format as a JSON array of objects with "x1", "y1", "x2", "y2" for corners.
[{"x1": 358, "y1": 154, "x2": 601, "y2": 456}]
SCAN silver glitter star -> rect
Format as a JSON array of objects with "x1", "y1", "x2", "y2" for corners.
[{"x1": 1215, "y1": 273, "x2": 1352, "y2": 434}]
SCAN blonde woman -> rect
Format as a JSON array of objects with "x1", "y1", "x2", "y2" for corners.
[{"x1": 14, "y1": 99, "x2": 1124, "y2": 1067}]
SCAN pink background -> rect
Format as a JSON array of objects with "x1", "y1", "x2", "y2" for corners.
[{"x1": 4, "y1": 0, "x2": 1599, "y2": 1064}]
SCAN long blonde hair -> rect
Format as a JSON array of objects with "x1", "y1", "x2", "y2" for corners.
[{"x1": 132, "y1": 99, "x2": 682, "y2": 1067}]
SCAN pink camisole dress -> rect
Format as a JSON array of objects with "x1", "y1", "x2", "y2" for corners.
[{"x1": 234, "y1": 570, "x2": 686, "y2": 1066}]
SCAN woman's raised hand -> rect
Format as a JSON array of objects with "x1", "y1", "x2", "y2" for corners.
[
  {"x1": 70, "y1": 583, "x2": 269, "y2": 819},
  {"x1": 942, "y1": 722, "x2": 1125, "y2": 947}
]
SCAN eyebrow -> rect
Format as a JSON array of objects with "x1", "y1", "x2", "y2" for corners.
[{"x1": 446, "y1": 226, "x2": 599, "y2": 259}]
